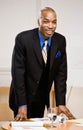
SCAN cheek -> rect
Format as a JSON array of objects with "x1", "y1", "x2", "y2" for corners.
[
  {"x1": 40, "y1": 25, "x2": 46, "y2": 31},
  {"x1": 54, "y1": 24, "x2": 57, "y2": 29}
]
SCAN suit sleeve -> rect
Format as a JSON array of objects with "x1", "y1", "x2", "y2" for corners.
[
  {"x1": 11, "y1": 34, "x2": 27, "y2": 106},
  {"x1": 54, "y1": 37, "x2": 67, "y2": 106}
]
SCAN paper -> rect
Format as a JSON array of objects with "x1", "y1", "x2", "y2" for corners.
[
  {"x1": 29, "y1": 118, "x2": 49, "y2": 122},
  {"x1": 12, "y1": 127, "x2": 23, "y2": 130},
  {"x1": 1, "y1": 121, "x2": 48, "y2": 130},
  {"x1": 67, "y1": 119, "x2": 83, "y2": 124},
  {"x1": 76, "y1": 124, "x2": 83, "y2": 126},
  {"x1": 12, "y1": 126, "x2": 47, "y2": 130},
  {"x1": 11, "y1": 121, "x2": 44, "y2": 127}
]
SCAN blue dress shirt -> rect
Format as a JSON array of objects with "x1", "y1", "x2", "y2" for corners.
[{"x1": 38, "y1": 31, "x2": 51, "y2": 51}]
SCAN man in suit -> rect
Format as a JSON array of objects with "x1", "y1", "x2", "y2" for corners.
[{"x1": 9, "y1": 7, "x2": 75, "y2": 121}]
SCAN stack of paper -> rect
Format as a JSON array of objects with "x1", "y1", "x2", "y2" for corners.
[
  {"x1": 10, "y1": 121, "x2": 48, "y2": 130},
  {"x1": 68, "y1": 118, "x2": 83, "y2": 124},
  {"x1": 11, "y1": 121, "x2": 43, "y2": 127},
  {"x1": 12, "y1": 126, "x2": 47, "y2": 130},
  {"x1": 1, "y1": 121, "x2": 48, "y2": 130}
]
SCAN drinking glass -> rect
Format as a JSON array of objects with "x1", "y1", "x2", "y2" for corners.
[{"x1": 47, "y1": 107, "x2": 57, "y2": 127}]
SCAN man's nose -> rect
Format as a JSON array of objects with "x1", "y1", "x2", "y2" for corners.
[{"x1": 48, "y1": 22, "x2": 53, "y2": 28}]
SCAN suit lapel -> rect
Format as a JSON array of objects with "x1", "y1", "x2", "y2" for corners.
[
  {"x1": 32, "y1": 29, "x2": 43, "y2": 65},
  {"x1": 50, "y1": 35, "x2": 58, "y2": 69}
]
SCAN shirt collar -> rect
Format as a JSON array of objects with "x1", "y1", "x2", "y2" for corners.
[{"x1": 38, "y1": 31, "x2": 51, "y2": 50}]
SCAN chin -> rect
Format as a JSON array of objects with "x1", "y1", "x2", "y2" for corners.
[{"x1": 46, "y1": 34, "x2": 53, "y2": 38}]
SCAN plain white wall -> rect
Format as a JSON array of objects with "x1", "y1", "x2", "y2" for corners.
[
  {"x1": 0, "y1": 0, "x2": 37, "y2": 68},
  {"x1": 0, "y1": 0, "x2": 38, "y2": 85},
  {"x1": 0, "y1": 0, "x2": 83, "y2": 87}
]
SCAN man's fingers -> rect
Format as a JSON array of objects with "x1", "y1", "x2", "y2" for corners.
[
  {"x1": 58, "y1": 105, "x2": 76, "y2": 120},
  {"x1": 14, "y1": 113, "x2": 27, "y2": 121},
  {"x1": 65, "y1": 110, "x2": 76, "y2": 119},
  {"x1": 14, "y1": 114, "x2": 21, "y2": 121}
]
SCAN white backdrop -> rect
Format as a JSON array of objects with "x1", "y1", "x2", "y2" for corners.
[{"x1": 0, "y1": 0, "x2": 83, "y2": 86}]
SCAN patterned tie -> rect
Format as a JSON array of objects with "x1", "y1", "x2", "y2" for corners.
[{"x1": 42, "y1": 40, "x2": 48, "y2": 64}]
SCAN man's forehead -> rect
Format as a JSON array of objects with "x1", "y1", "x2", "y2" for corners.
[
  {"x1": 41, "y1": 12, "x2": 57, "y2": 20},
  {"x1": 41, "y1": 10, "x2": 56, "y2": 17}
]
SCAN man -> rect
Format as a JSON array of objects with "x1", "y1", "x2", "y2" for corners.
[{"x1": 9, "y1": 7, "x2": 75, "y2": 121}]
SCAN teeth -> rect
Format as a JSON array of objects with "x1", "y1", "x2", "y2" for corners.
[{"x1": 46, "y1": 31, "x2": 53, "y2": 34}]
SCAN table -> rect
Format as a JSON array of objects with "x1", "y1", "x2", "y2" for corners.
[{"x1": 0, "y1": 121, "x2": 83, "y2": 130}]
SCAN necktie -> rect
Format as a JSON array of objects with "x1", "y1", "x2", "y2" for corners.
[{"x1": 42, "y1": 40, "x2": 48, "y2": 64}]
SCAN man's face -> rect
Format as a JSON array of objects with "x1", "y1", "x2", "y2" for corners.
[{"x1": 38, "y1": 10, "x2": 57, "y2": 39}]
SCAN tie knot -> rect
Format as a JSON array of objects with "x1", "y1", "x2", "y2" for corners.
[{"x1": 44, "y1": 40, "x2": 48, "y2": 47}]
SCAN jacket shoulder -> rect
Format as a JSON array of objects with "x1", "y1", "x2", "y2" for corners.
[
  {"x1": 53, "y1": 32, "x2": 66, "y2": 39},
  {"x1": 15, "y1": 28, "x2": 38, "y2": 39}
]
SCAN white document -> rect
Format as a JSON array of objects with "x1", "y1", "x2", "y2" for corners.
[
  {"x1": 12, "y1": 126, "x2": 47, "y2": 130},
  {"x1": 11, "y1": 121, "x2": 44, "y2": 127},
  {"x1": 67, "y1": 118, "x2": 83, "y2": 124},
  {"x1": 76, "y1": 124, "x2": 83, "y2": 126}
]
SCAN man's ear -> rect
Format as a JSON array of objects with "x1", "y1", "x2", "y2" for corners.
[{"x1": 38, "y1": 19, "x2": 40, "y2": 26}]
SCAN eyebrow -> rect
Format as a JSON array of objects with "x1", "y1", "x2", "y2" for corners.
[{"x1": 42, "y1": 18, "x2": 57, "y2": 21}]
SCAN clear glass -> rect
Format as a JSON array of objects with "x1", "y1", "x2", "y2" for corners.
[
  {"x1": 47, "y1": 107, "x2": 57, "y2": 127},
  {"x1": 58, "y1": 113, "x2": 67, "y2": 123}
]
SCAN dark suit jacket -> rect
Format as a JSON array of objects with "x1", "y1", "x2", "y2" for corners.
[{"x1": 9, "y1": 28, "x2": 67, "y2": 111}]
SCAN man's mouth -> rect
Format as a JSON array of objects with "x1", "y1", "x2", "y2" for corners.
[{"x1": 45, "y1": 30, "x2": 54, "y2": 35}]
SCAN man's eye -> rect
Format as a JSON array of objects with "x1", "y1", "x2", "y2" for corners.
[
  {"x1": 43, "y1": 20, "x2": 48, "y2": 23},
  {"x1": 53, "y1": 21, "x2": 57, "y2": 24}
]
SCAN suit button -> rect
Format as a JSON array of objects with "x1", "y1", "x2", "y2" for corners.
[{"x1": 36, "y1": 81, "x2": 39, "y2": 84}]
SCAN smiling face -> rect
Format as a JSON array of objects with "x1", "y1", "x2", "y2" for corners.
[{"x1": 38, "y1": 7, "x2": 57, "y2": 39}]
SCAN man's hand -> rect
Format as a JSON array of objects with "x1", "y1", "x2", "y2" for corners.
[
  {"x1": 58, "y1": 105, "x2": 76, "y2": 120},
  {"x1": 14, "y1": 106, "x2": 27, "y2": 121}
]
